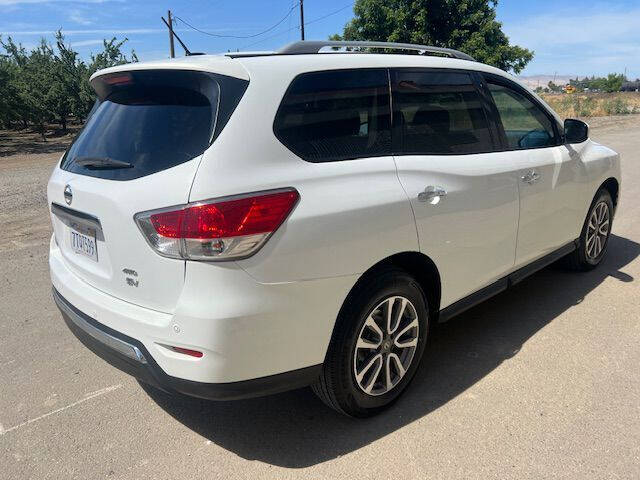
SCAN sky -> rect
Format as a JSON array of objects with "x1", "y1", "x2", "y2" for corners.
[{"x1": 1, "y1": 0, "x2": 639, "y2": 78}]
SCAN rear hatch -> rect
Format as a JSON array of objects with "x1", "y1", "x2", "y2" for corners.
[{"x1": 48, "y1": 68, "x2": 247, "y2": 313}]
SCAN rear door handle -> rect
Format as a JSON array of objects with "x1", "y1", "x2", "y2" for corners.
[
  {"x1": 521, "y1": 170, "x2": 541, "y2": 184},
  {"x1": 418, "y1": 186, "x2": 447, "y2": 203}
]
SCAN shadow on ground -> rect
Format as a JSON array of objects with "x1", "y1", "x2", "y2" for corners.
[{"x1": 142, "y1": 234, "x2": 639, "y2": 468}]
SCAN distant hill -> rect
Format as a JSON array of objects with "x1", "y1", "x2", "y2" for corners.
[{"x1": 518, "y1": 75, "x2": 578, "y2": 89}]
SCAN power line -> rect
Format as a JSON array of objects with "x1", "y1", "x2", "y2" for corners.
[
  {"x1": 174, "y1": 2, "x2": 300, "y2": 40},
  {"x1": 304, "y1": 2, "x2": 354, "y2": 27},
  {"x1": 241, "y1": 2, "x2": 354, "y2": 49},
  {"x1": 286, "y1": 0, "x2": 295, "y2": 43}
]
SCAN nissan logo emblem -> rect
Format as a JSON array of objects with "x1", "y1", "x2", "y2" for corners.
[{"x1": 64, "y1": 185, "x2": 73, "y2": 205}]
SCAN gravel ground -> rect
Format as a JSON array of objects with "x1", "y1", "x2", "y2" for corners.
[{"x1": 1, "y1": 116, "x2": 639, "y2": 479}]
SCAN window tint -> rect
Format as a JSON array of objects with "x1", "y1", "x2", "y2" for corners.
[
  {"x1": 60, "y1": 70, "x2": 244, "y2": 181},
  {"x1": 487, "y1": 81, "x2": 557, "y2": 150},
  {"x1": 392, "y1": 71, "x2": 493, "y2": 155},
  {"x1": 274, "y1": 69, "x2": 391, "y2": 162}
]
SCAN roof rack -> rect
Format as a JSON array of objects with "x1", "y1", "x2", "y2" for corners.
[{"x1": 277, "y1": 40, "x2": 475, "y2": 62}]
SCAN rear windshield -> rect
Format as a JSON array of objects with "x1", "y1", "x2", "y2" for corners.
[{"x1": 61, "y1": 70, "x2": 245, "y2": 181}]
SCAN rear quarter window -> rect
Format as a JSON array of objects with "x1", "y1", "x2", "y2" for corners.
[{"x1": 273, "y1": 69, "x2": 391, "y2": 163}]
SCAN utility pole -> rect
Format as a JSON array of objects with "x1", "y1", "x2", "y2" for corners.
[
  {"x1": 299, "y1": 0, "x2": 305, "y2": 41},
  {"x1": 168, "y1": 10, "x2": 175, "y2": 58},
  {"x1": 162, "y1": 15, "x2": 193, "y2": 56}
]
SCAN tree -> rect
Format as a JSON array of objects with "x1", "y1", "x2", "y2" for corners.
[
  {"x1": 568, "y1": 74, "x2": 626, "y2": 93},
  {"x1": 52, "y1": 31, "x2": 84, "y2": 131},
  {"x1": 331, "y1": 0, "x2": 533, "y2": 73},
  {"x1": 0, "y1": 55, "x2": 22, "y2": 128},
  {"x1": 603, "y1": 73, "x2": 624, "y2": 93},
  {"x1": 0, "y1": 36, "x2": 32, "y2": 129},
  {"x1": 547, "y1": 81, "x2": 562, "y2": 93},
  {"x1": 0, "y1": 32, "x2": 137, "y2": 136},
  {"x1": 76, "y1": 38, "x2": 138, "y2": 120},
  {"x1": 2, "y1": 37, "x2": 57, "y2": 139}
]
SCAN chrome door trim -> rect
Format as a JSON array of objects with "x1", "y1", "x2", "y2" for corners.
[
  {"x1": 51, "y1": 203, "x2": 104, "y2": 240},
  {"x1": 521, "y1": 170, "x2": 541, "y2": 184}
]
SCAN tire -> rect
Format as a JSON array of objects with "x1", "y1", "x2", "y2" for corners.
[
  {"x1": 312, "y1": 267, "x2": 429, "y2": 417},
  {"x1": 564, "y1": 189, "x2": 614, "y2": 271}
]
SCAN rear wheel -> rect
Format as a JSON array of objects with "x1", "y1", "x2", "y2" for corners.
[
  {"x1": 565, "y1": 189, "x2": 614, "y2": 271},
  {"x1": 313, "y1": 268, "x2": 429, "y2": 417}
]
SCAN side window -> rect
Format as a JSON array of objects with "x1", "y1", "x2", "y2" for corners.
[
  {"x1": 274, "y1": 69, "x2": 391, "y2": 163},
  {"x1": 392, "y1": 70, "x2": 493, "y2": 155},
  {"x1": 486, "y1": 81, "x2": 557, "y2": 150}
]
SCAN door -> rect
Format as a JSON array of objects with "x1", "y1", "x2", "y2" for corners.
[
  {"x1": 391, "y1": 69, "x2": 520, "y2": 308},
  {"x1": 483, "y1": 75, "x2": 583, "y2": 267}
]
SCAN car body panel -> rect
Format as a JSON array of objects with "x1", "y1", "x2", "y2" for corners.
[
  {"x1": 513, "y1": 139, "x2": 620, "y2": 269},
  {"x1": 47, "y1": 157, "x2": 200, "y2": 313},
  {"x1": 190, "y1": 58, "x2": 418, "y2": 283},
  {"x1": 50, "y1": 234, "x2": 357, "y2": 382},
  {"x1": 511, "y1": 145, "x2": 586, "y2": 266},
  {"x1": 394, "y1": 152, "x2": 519, "y2": 308},
  {"x1": 89, "y1": 54, "x2": 250, "y2": 82}
]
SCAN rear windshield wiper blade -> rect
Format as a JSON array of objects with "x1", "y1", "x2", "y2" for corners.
[{"x1": 74, "y1": 156, "x2": 134, "y2": 169}]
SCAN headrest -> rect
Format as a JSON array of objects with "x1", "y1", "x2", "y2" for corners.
[
  {"x1": 412, "y1": 106, "x2": 450, "y2": 134},
  {"x1": 332, "y1": 109, "x2": 361, "y2": 137}
]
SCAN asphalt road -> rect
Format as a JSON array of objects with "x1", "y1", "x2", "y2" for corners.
[{"x1": 1, "y1": 117, "x2": 639, "y2": 479}]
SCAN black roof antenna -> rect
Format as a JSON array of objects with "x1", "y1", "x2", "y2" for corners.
[{"x1": 161, "y1": 16, "x2": 204, "y2": 56}]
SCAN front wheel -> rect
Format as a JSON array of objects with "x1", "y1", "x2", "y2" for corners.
[
  {"x1": 565, "y1": 189, "x2": 614, "y2": 271},
  {"x1": 312, "y1": 268, "x2": 429, "y2": 417}
]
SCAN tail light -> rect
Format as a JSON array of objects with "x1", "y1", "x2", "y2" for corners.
[
  {"x1": 169, "y1": 346, "x2": 203, "y2": 358},
  {"x1": 135, "y1": 188, "x2": 299, "y2": 261}
]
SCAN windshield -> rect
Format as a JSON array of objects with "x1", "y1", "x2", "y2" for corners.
[{"x1": 61, "y1": 70, "x2": 220, "y2": 181}]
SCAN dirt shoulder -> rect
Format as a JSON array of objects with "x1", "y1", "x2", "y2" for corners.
[
  {"x1": 0, "y1": 126, "x2": 80, "y2": 158},
  {"x1": 583, "y1": 114, "x2": 640, "y2": 133}
]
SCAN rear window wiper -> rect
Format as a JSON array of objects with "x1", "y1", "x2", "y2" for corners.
[{"x1": 74, "y1": 156, "x2": 134, "y2": 170}]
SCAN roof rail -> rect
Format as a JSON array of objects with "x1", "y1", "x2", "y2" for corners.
[{"x1": 277, "y1": 40, "x2": 475, "y2": 62}]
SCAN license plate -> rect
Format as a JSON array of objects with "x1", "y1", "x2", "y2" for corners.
[{"x1": 70, "y1": 228, "x2": 98, "y2": 262}]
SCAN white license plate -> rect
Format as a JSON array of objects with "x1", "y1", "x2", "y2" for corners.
[{"x1": 70, "y1": 228, "x2": 98, "y2": 262}]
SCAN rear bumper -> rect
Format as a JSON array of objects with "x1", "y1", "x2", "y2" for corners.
[
  {"x1": 53, "y1": 288, "x2": 321, "y2": 400},
  {"x1": 49, "y1": 232, "x2": 357, "y2": 384}
]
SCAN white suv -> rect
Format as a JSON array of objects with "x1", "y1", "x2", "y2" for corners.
[{"x1": 48, "y1": 41, "x2": 621, "y2": 417}]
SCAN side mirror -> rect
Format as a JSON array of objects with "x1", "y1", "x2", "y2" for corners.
[{"x1": 564, "y1": 118, "x2": 589, "y2": 144}]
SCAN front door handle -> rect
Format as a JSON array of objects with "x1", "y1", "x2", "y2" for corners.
[
  {"x1": 418, "y1": 185, "x2": 447, "y2": 203},
  {"x1": 521, "y1": 170, "x2": 541, "y2": 184}
]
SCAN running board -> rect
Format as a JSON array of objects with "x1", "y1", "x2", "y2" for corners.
[{"x1": 438, "y1": 240, "x2": 578, "y2": 323}]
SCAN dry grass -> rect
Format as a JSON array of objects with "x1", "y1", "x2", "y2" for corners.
[{"x1": 540, "y1": 92, "x2": 640, "y2": 118}]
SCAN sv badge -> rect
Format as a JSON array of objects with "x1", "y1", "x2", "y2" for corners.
[{"x1": 123, "y1": 268, "x2": 139, "y2": 287}]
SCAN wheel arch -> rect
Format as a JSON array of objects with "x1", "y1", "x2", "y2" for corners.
[
  {"x1": 599, "y1": 177, "x2": 619, "y2": 211},
  {"x1": 338, "y1": 251, "x2": 442, "y2": 325}
]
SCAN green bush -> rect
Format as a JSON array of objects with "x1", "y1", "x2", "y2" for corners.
[
  {"x1": 603, "y1": 98, "x2": 631, "y2": 115},
  {"x1": 578, "y1": 97, "x2": 596, "y2": 117}
]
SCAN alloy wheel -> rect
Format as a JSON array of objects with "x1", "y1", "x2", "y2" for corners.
[
  {"x1": 353, "y1": 296, "x2": 420, "y2": 396},
  {"x1": 586, "y1": 201, "x2": 610, "y2": 259}
]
